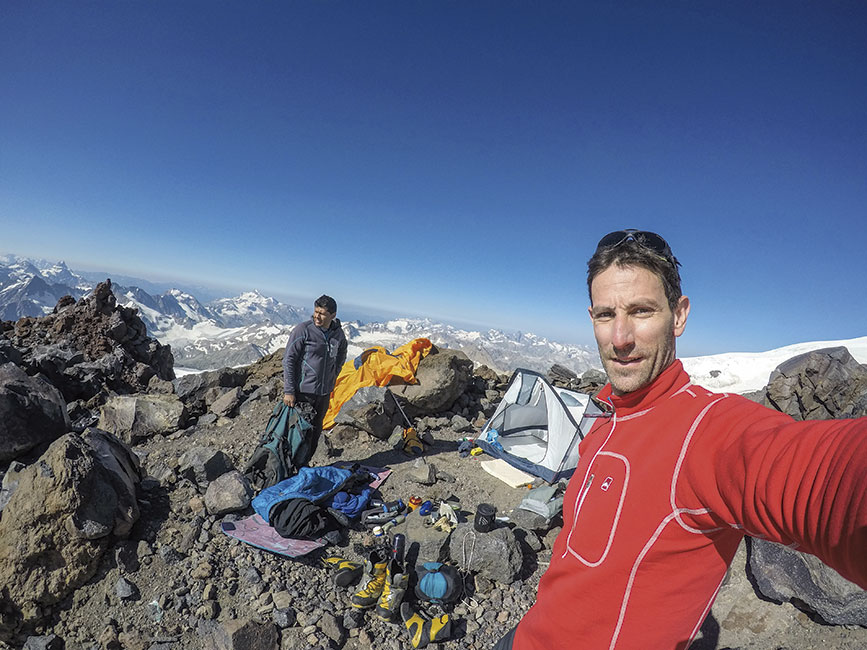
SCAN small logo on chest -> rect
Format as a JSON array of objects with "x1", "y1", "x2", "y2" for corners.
[{"x1": 600, "y1": 476, "x2": 614, "y2": 492}]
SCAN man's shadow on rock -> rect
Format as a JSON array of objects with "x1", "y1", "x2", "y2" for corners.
[
  {"x1": 130, "y1": 476, "x2": 173, "y2": 545},
  {"x1": 688, "y1": 613, "x2": 723, "y2": 650}
]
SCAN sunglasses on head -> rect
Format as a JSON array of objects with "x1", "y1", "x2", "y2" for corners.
[{"x1": 595, "y1": 229, "x2": 680, "y2": 267}]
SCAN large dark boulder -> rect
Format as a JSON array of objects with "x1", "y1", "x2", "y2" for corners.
[
  {"x1": 333, "y1": 386, "x2": 404, "y2": 439},
  {"x1": 0, "y1": 429, "x2": 141, "y2": 622},
  {"x1": 750, "y1": 346, "x2": 867, "y2": 628},
  {"x1": 98, "y1": 394, "x2": 189, "y2": 444},
  {"x1": 763, "y1": 347, "x2": 867, "y2": 420},
  {"x1": 448, "y1": 522, "x2": 523, "y2": 585},
  {"x1": 749, "y1": 538, "x2": 867, "y2": 626},
  {"x1": 173, "y1": 366, "x2": 249, "y2": 416},
  {"x1": 393, "y1": 348, "x2": 474, "y2": 416},
  {"x1": 0, "y1": 363, "x2": 70, "y2": 463}
]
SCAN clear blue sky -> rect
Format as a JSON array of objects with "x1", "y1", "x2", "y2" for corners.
[{"x1": 2, "y1": 1, "x2": 865, "y2": 356}]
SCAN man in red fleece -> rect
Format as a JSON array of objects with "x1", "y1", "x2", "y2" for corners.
[{"x1": 494, "y1": 230, "x2": 867, "y2": 650}]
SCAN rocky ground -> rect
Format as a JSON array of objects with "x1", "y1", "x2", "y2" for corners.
[
  {"x1": 2, "y1": 284, "x2": 866, "y2": 650},
  {"x1": 6, "y1": 390, "x2": 867, "y2": 650}
]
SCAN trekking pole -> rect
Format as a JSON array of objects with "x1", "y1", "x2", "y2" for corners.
[
  {"x1": 389, "y1": 391, "x2": 413, "y2": 429},
  {"x1": 388, "y1": 391, "x2": 428, "y2": 454}
]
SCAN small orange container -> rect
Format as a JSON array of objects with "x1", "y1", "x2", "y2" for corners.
[{"x1": 408, "y1": 496, "x2": 423, "y2": 511}]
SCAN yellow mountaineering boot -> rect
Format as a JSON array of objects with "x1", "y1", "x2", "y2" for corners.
[
  {"x1": 400, "y1": 602, "x2": 452, "y2": 648},
  {"x1": 402, "y1": 427, "x2": 425, "y2": 456},
  {"x1": 350, "y1": 550, "x2": 388, "y2": 609},
  {"x1": 320, "y1": 555, "x2": 364, "y2": 587},
  {"x1": 375, "y1": 559, "x2": 409, "y2": 621}
]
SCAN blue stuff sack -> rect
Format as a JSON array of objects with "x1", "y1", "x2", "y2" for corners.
[{"x1": 414, "y1": 562, "x2": 461, "y2": 604}]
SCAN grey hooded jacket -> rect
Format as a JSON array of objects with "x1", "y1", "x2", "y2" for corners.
[{"x1": 282, "y1": 318, "x2": 348, "y2": 397}]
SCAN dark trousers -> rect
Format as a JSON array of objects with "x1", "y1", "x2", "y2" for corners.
[
  {"x1": 297, "y1": 392, "x2": 330, "y2": 461},
  {"x1": 492, "y1": 625, "x2": 517, "y2": 650}
]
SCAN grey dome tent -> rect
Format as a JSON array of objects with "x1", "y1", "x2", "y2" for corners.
[{"x1": 476, "y1": 368, "x2": 607, "y2": 483}]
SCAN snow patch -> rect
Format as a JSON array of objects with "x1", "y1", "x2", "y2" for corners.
[{"x1": 682, "y1": 336, "x2": 867, "y2": 395}]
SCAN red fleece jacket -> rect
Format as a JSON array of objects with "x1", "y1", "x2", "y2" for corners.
[{"x1": 514, "y1": 361, "x2": 867, "y2": 650}]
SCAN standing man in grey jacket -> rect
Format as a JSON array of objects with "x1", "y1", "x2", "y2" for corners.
[{"x1": 282, "y1": 295, "x2": 348, "y2": 462}]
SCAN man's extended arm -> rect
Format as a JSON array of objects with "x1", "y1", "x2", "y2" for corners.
[{"x1": 688, "y1": 397, "x2": 867, "y2": 588}]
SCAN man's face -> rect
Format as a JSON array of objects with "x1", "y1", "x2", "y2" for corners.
[
  {"x1": 589, "y1": 264, "x2": 690, "y2": 396},
  {"x1": 313, "y1": 306, "x2": 335, "y2": 329}
]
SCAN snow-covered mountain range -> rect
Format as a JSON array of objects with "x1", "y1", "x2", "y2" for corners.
[
  {"x1": 0, "y1": 255, "x2": 598, "y2": 376},
  {"x1": 4, "y1": 254, "x2": 866, "y2": 391},
  {"x1": 342, "y1": 318, "x2": 596, "y2": 377},
  {"x1": 0, "y1": 256, "x2": 89, "y2": 321}
]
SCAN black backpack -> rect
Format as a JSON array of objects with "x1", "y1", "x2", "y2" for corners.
[{"x1": 243, "y1": 403, "x2": 314, "y2": 491}]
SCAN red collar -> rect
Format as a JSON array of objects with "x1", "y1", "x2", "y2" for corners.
[{"x1": 596, "y1": 360, "x2": 691, "y2": 416}]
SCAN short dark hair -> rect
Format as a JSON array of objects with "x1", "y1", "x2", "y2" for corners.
[
  {"x1": 587, "y1": 240, "x2": 683, "y2": 311},
  {"x1": 314, "y1": 294, "x2": 337, "y2": 314}
]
